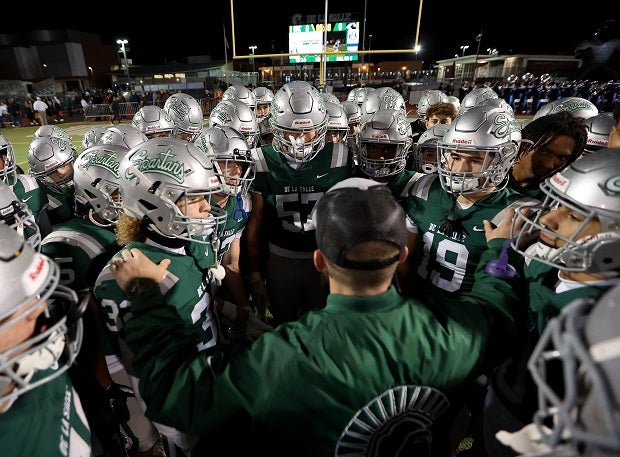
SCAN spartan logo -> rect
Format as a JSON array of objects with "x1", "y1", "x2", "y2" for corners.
[
  {"x1": 211, "y1": 103, "x2": 233, "y2": 124},
  {"x1": 125, "y1": 148, "x2": 185, "y2": 184},
  {"x1": 396, "y1": 112, "x2": 412, "y2": 136},
  {"x1": 491, "y1": 112, "x2": 520, "y2": 139},
  {"x1": 604, "y1": 176, "x2": 620, "y2": 195},
  {"x1": 79, "y1": 151, "x2": 120, "y2": 178},
  {"x1": 335, "y1": 385, "x2": 450, "y2": 456},
  {"x1": 166, "y1": 97, "x2": 189, "y2": 122}
]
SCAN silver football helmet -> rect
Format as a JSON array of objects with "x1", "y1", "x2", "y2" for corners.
[
  {"x1": 325, "y1": 101, "x2": 349, "y2": 144},
  {"x1": 533, "y1": 97, "x2": 599, "y2": 121},
  {"x1": 119, "y1": 137, "x2": 226, "y2": 244},
  {"x1": 0, "y1": 180, "x2": 41, "y2": 250},
  {"x1": 320, "y1": 92, "x2": 341, "y2": 105},
  {"x1": 358, "y1": 108, "x2": 413, "y2": 178},
  {"x1": 209, "y1": 99, "x2": 259, "y2": 148},
  {"x1": 269, "y1": 81, "x2": 328, "y2": 163},
  {"x1": 100, "y1": 124, "x2": 148, "y2": 150},
  {"x1": 460, "y1": 87, "x2": 499, "y2": 111},
  {"x1": 0, "y1": 224, "x2": 83, "y2": 408},
  {"x1": 253, "y1": 86, "x2": 274, "y2": 122},
  {"x1": 0, "y1": 133, "x2": 17, "y2": 183},
  {"x1": 412, "y1": 123, "x2": 451, "y2": 174},
  {"x1": 32, "y1": 125, "x2": 72, "y2": 143},
  {"x1": 583, "y1": 113, "x2": 615, "y2": 155},
  {"x1": 195, "y1": 126, "x2": 255, "y2": 196},
  {"x1": 27, "y1": 136, "x2": 77, "y2": 194},
  {"x1": 74, "y1": 144, "x2": 128, "y2": 226},
  {"x1": 81, "y1": 126, "x2": 108, "y2": 151},
  {"x1": 360, "y1": 93, "x2": 382, "y2": 124},
  {"x1": 132, "y1": 105, "x2": 175, "y2": 139},
  {"x1": 341, "y1": 100, "x2": 362, "y2": 144},
  {"x1": 511, "y1": 147, "x2": 620, "y2": 273},
  {"x1": 375, "y1": 87, "x2": 407, "y2": 112},
  {"x1": 416, "y1": 89, "x2": 449, "y2": 118},
  {"x1": 347, "y1": 87, "x2": 375, "y2": 106},
  {"x1": 222, "y1": 84, "x2": 257, "y2": 111},
  {"x1": 163, "y1": 93, "x2": 204, "y2": 141},
  {"x1": 438, "y1": 106, "x2": 522, "y2": 194},
  {"x1": 459, "y1": 97, "x2": 514, "y2": 117},
  {"x1": 528, "y1": 284, "x2": 620, "y2": 457}
]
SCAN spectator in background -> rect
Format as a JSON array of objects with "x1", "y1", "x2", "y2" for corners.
[
  {"x1": 23, "y1": 98, "x2": 36, "y2": 126},
  {"x1": 80, "y1": 96, "x2": 89, "y2": 115},
  {"x1": 7, "y1": 98, "x2": 21, "y2": 127},
  {"x1": 109, "y1": 95, "x2": 122, "y2": 125},
  {"x1": 52, "y1": 95, "x2": 64, "y2": 123},
  {"x1": 33, "y1": 96, "x2": 49, "y2": 126},
  {"x1": 0, "y1": 102, "x2": 7, "y2": 128}
]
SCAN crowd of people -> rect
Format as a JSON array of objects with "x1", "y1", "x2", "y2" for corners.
[{"x1": 1, "y1": 81, "x2": 619, "y2": 457}]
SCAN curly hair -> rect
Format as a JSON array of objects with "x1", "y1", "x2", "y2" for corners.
[
  {"x1": 115, "y1": 212, "x2": 145, "y2": 246},
  {"x1": 511, "y1": 111, "x2": 587, "y2": 186}
]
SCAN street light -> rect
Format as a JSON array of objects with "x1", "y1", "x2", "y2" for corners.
[
  {"x1": 116, "y1": 39, "x2": 130, "y2": 84},
  {"x1": 88, "y1": 66, "x2": 94, "y2": 87},
  {"x1": 487, "y1": 48, "x2": 497, "y2": 56},
  {"x1": 249, "y1": 45, "x2": 257, "y2": 73},
  {"x1": 460, "y1": 45, "x2": 469, "y2": 56},
  {"x1": 368, "y1": 34, "x2": 373, "y2": 63},
  {"x1": 414, "y1": 44, "x2": 421, "y2": 60}
]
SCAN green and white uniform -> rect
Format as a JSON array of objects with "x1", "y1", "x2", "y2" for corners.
[
  {"x1": 404, "y1": 174, "x2": 538, "y2": 305},
  {"x1": 0, "y1": 370, "x2": 91, "y2": 457},
  {"x1": 42, "y1": 186, "x2": 75, "y2": 228},
  {"x1": 123, "y1": 239, "x2": 517, "y2": 456},
  {"x1": 41, "y1": 216, "x2": 119, "y2": 297},
  {"x1": 7, "y1": 173, "x2": 47, "y2": 220},
  {"x1": 250, "y1": 143, "x2": 354, "y2": 321}
]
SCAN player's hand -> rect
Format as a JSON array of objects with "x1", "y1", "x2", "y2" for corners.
[
  {"x1": 110, "y1": 248, "x2": 171, "y2": 292},
  {"x1": 105, "y1": 382, "x2": 134, "y2": 423},
  {"x1": 244, "y1": 314, "x2": 274, "y2": 341},
  {"x1": 248, "y1": 271, "x2": 271, "y2": 312}
]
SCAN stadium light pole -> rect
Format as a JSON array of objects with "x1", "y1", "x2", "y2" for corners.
[
  {"x1": 88, "y1": 66, "x2": 94, "y2": 87},
  {"x1": 116, "y1": 39, "x2": 130, "y2": 84},
  {"x1": 460, "y1": 45, "x2": 469, "y2": 56},
  {"x1": 249, "y1": 45, "x2": 257, "y2": 74}
]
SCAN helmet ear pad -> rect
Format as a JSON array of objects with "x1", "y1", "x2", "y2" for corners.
[{"x1": 560, "y1": 232, "x2": 620, "y2": 272}]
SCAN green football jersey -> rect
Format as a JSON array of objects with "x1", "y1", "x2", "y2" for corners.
[
  {"x1": 214, "y1": 193, "x2": 251, "y2": 264},
  {"x1": 7, "y1": 173, "x2": 47, "y2": 220},
  {"x1": 405, "y1": 175, "x2": 539, "y2": 304},
  {"x1": 0, "y1": 370, "x2": 91, "y2": 457},
  {"x1": 121, "y1": 239, "x2": 518, "y2": 455},
  {"x1": 250, "y1": 143, "x2": 354, "y2": 253},
  {"x1": 94, "y1": 241, "x2": 219, "y2": 363},
  {"x1": 41, "y1": 216, "x2": 119, "y2": 296},
  {"x1": 42, "y1": 186, "x2": 75, "y2": 227}
]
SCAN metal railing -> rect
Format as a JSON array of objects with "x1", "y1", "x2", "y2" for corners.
[{"x1": 82, "y1": 98, "x2": 218, "y2": 121}]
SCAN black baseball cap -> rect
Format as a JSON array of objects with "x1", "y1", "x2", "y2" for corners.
[{"x1": 313, "y1": 177, "x2": 407, "y2": 270}]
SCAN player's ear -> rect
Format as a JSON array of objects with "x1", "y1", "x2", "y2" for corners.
[{"x1": 314, "y1": 250, "x2": 326, "y2": 272}]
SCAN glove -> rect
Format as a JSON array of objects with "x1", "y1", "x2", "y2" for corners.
[
  {"x1": 244, "y1": 314, "x2": 274, "y2": 341},
  {"x1": 248, "y1": 271, "x2": 270, "y2": 313},
  {"x1": 105, "y1": 382, "x2": 134, "y2": 423}
]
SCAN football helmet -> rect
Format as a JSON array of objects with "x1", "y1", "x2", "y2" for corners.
[
  {"x1": 416, "y1": 89, "x2": 449, "y2": 118},
  {"x1": 359, "y1": 93, "x2": 382, "y2": 124},
  {"x1": 459, "y1": 97, "x2": 514, "y2": 117},
  {"x1": 253, "y1": 86, "x2": 274, "y2": 122},
  {"x1": 0, "y1": 180, "x2": 41, "y2": 250},
  {"x1": 375, "y1": 87, "x2": 407, "y2": 112},
  {"x1": 27, "y1": 136, "x2": 77, "y2": 194},
  {"x1": 195, "y1": 126, "x2": 255, "y2": 196},
  {"x1": 81, "y1": 126, "x2": 107, "y2": 151},
  {"x1": 528, "y1": 284, "x2": 620, "y2": 457},
  {"x1": 533, "y1": 97, "x2": 599, "y2": 121},
  {"x1": 412, "y1": 123, "x2": 451, "y2": 174},
  {"x1": 438, "y1": 105, "x2": 521, "y2": 194},
  {"x1": 269, "y1": 81, "x2": 328, "y2": 162},
  {"x1": 320, "y1": 92, "x2": 341, "y2": 105},
  {"x1": 32, "y1": 125, "x2": 72, "y2": 143},
  {"x1": 358, "y1": 108, "x2": 413, "y2": 178},
  {"x1": 341, "y1": 100, "x2": 362, "y2": 140},
  {"x1": 446, "y1": 95, "x2": 461, "y2": 112},
  {"x1": 325, "y1": 101, "x2": 349, "y2": 144},
  {"x1": 209, "y1": 99, "x2": 259, "y2": 148},
  {"x1": 583, "y1": 113, "x2": 615, "y2": 155},
  {"x1": 460, "y1": 86, "x2": 499, "y2": 111},
  {"x1": 0, "y1": 224, "x2": 83, "y2": 408},
  {"x1": 0, "y1": 133, "x2": 17, "y2": 183},
  {"x1": 511, "y1": 147, "x2": 620, "y2": 273},
  {"x1": 131, "y1": 105, "x2": 175, "y2": 138},
  {"x1": 222, "y1": 84, "x2": 257, "y2": 111},
  {"x1": 347, "y1": 87, "x2": 375, "y2": 106},
  {"x1": 119, "y1": 137, "x2": 226, "y2": 244},
  {"x1": 74, "y1": 144, "x2": 128, "y2": 226},
  {"x1": 100, "y1": 124, "x2": 148, "y2": 150},
  {"x1": 163, "y1": 93, "x2": 204, "y2": 142}
]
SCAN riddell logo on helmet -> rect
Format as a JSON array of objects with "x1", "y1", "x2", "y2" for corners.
[
  {"x1": 292, "y1": 119, "x2": 312, "y2": 127},
  {"x1": 28, "y1": 256, "x2": 46, "y2": 281},
  {"x1": 550, "y1": 173, "x2": 570, "y2": 192},
  {"x1": 371, "y1": 133, "x2": 389, "y2": 140},
  {"x1": 451, "y1": 138, "x2": 473, "y2": 145}
]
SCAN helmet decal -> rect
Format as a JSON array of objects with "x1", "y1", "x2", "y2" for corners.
[
  {"x1": 78, "y1": 150, "x2": 120, "y2": 178},
  {"x1": 492, "y1": 112, "x2": 521, "y2": 140},
  {"x1": 127, "y1": 149, "x2": 185, "y2": 184},
  {"x1": 604, "y1": 176, "x2": 620, "y2": 195},
  {"x1": 166, "y1": 97, "x2": 190, "y2": 121}
]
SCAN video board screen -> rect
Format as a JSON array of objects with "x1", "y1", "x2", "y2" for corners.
[{"x1": 288, "y1": 21, "x2": 360, "y2": 63}]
